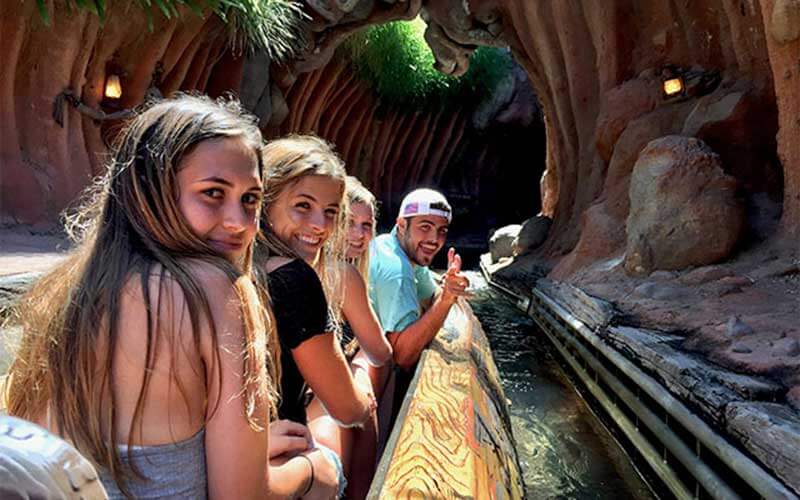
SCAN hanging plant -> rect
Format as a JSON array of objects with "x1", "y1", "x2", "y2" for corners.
[
  {"x1": 32, "y1": 0, "x2": 308, "y2": 61},
  {"x1": 341, "y1": 17, "x2": 513, "y2": 109}
]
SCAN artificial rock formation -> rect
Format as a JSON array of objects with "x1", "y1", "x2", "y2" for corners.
[
  {"x1": 513, "y1": 215, "x2": 551, "y2": 256},
  {"x1": 624, "y1": 136, "x2": 744, "y2": 276},
  {"x1": 270, "y1": 54, "x2": 543, "y2": 227},
  {"x1": 0, "y1": 0, "x2": 546, "y2": 231},
  {"x1": 3, "y1": 0, "x2": 798, "y2": 255},
  {"x1": 0, "y1": 1, "x2": 234, "y2": 225},
  {"x1": 489, "y1": 224, "x2": 521, "y2": 262}
]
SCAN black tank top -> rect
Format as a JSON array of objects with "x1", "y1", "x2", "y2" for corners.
[{"x1": 267, "y1": 259, "x2": 329, "y2": 423}]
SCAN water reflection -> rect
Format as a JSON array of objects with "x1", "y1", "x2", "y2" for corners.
[{"x1": 466, "y1": 272, "x2": 653, "y2": 500}]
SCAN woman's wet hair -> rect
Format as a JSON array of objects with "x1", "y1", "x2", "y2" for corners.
[
  {"x1": 257, "y1": 134, "x2": 349, "y2": 329},
  {"x1": 4, "y1": 94, "x2": 278, "y2": 495}
]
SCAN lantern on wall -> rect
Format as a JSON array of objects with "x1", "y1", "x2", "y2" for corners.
[
  {"x1": 662, "y1": 77, "x2": 684, "y2": 98},
  {"x1": 104, "y1": 74, "x2": 122, "y2": 100}
]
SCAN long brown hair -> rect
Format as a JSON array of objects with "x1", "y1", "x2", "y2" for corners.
[
  {"x1": 257, "y1": 134, "x2": 348, "y2": 328},
  {"x1": 4, "y1": 94, "x2": 278, "y2": 494}
]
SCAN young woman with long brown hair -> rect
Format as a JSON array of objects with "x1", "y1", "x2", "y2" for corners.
[{"x1": 3, "y1": 95, "x2": 337, "y2": 499}]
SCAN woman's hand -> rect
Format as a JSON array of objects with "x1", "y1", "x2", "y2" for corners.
[
  {"x1": 303, "y1": 448, "x2": 340, "y2": 500},
  {"x1": 269, "y1": 420, "x2": 312, "y2": 459}
]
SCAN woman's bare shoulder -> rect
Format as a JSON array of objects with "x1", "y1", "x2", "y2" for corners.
[{"x1": 119, "y1": 260, "x2": 240, "y2": 331}]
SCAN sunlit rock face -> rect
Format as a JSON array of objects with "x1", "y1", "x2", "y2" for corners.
[
  {"x1": 486, "y1": 0, "x2": 797, "y2": 267},
  {"x1": 624, "y1": 136, "x2": 744, "y2": 276}
]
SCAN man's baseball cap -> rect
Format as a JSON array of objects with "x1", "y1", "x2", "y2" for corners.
[{"x1": 398, "y1": 188, "x2": 452, "y2": 222}]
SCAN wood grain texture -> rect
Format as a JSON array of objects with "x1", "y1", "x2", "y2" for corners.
[{"x1": 369, "y1": 301, "x2": 524, "y2": 499}]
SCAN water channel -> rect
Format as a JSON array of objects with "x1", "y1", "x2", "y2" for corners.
[{"x1": 466, "y1": 271, "x2": 654, "y2": 499}]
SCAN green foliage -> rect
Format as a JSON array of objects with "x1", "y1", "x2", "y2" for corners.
[
  {"x1": 341, "y1": 18, "x2": 513, "y2": 109},
  {"x1": 33, "y1": 0, "x2": 307, "y2": 60}
]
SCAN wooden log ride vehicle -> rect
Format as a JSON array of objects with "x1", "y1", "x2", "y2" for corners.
[{"x1": 368, "y1": 300, "x2": 525, "y2": 498}]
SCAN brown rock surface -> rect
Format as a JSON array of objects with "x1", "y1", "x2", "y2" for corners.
[
  {"x1": 0, "y1": 1, "x2": 232, "y2": 226},
  {"x1": 624, "y1": 136, "x2": 744, "y2": 276},
  {"x1": 271, "y1": 52, "x2": 545, "y2": 225}
]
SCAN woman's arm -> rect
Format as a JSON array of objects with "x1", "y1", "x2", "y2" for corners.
[
  {"x1": 292, "y1": 334, "x2": 376, "y2": 427},
  {"x1": 193, "y1": 266, "x2": 272, "y2": 500},
  {"x1": 200, "y1": 269, "x2": 339, "y2": 499},
  {"x1": 341, "y1": 264, "x2": 393, "y2": 366}
]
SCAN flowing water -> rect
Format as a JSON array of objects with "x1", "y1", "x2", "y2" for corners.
[{"x1": 467, "y1": 272, "x2": 654, "y2": 499}]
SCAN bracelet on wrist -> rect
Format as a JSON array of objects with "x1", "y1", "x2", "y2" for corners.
[{"x1": 298, "y1": 453, "x2": 314, "y2": 496}]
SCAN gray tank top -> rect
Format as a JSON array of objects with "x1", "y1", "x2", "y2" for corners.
[{"x1": 98, "y1": 429, "x2": 207, "y2": 499}]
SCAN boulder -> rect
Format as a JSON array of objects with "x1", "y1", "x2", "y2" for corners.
[
  {"x1": 624, "y1": 136, "x2": 744, "y2": 276},
  {"x1": 771, "y1": 0, "x2": 800, "y2": 44},
  {"x1": 512, "y1": 215, "x2": 552, "y2": 256},
  {"x1": 489, "y1": 224, "x2": 521, "y2": 262}
]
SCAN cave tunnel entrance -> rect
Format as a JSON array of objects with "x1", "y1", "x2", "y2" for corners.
[
  {"x1": 273, "y1": 20, "x2": 548, "y2": 270},
  {"x1": 427, "y1": 105, "x2": 547, "y2": 270}
]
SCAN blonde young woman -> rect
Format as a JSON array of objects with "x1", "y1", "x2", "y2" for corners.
[
  {"x1": 3, "y1": 96, "x2": 337, "y2": 499},
  {"x1": 344, "y1": 176, "x2": 376, "y2": 281},
  {"x1": 341, "y1": 176, "x2": 393, "y2": 370},
  {"x1": 258, "y1": 136, "x2": 389, "y2": 498},
  {"x1": 324, "y1": 175, "x2": 396, "y2": 498}
]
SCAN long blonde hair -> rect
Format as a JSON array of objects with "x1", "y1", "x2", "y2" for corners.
[
  {"x1": 4, "y1": 94, "x2": 277, "y2": 494},
  {"x1": 345, "y1": 175, "x2": 378, "y2": 282},
  {"x1": 257, "y1": 135, "x2": 348, "y2": 328}
]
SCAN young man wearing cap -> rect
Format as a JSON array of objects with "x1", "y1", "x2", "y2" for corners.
[{"x1": 368, "y1": 188, "x2": 470, "y2": 372}]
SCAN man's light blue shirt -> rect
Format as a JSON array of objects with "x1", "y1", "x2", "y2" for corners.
[{"x1": 368, "y1": 227, "x2": 438, "y2": 333}]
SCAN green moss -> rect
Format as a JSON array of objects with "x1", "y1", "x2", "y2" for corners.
[
  {"x1": 341, "y1": 18, "x2": 513, "y2": 109},
  {"x1": 33, "y1": 0, "x2": 308, "y2": 60}
]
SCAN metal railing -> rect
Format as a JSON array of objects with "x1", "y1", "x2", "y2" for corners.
[{"x1": 479, "y1": 263, "x2": 797, "y2": 499}]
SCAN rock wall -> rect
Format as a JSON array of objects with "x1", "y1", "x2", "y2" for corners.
[
  {"x1": 0, "y1": 0, "x2": 236, "y2": 225},
  {"x1": 2, "y1": 0, "x2": 797, "y2": 271},
  {"x1": 487, "y1": 0, "x2": 795, "y2": 269},
  {"x1": 270, "y1": 55, "x2": 544, "y2": 229},
  {"x1": 275, "y1": 56, "x2": 469, "y2": 212}
]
